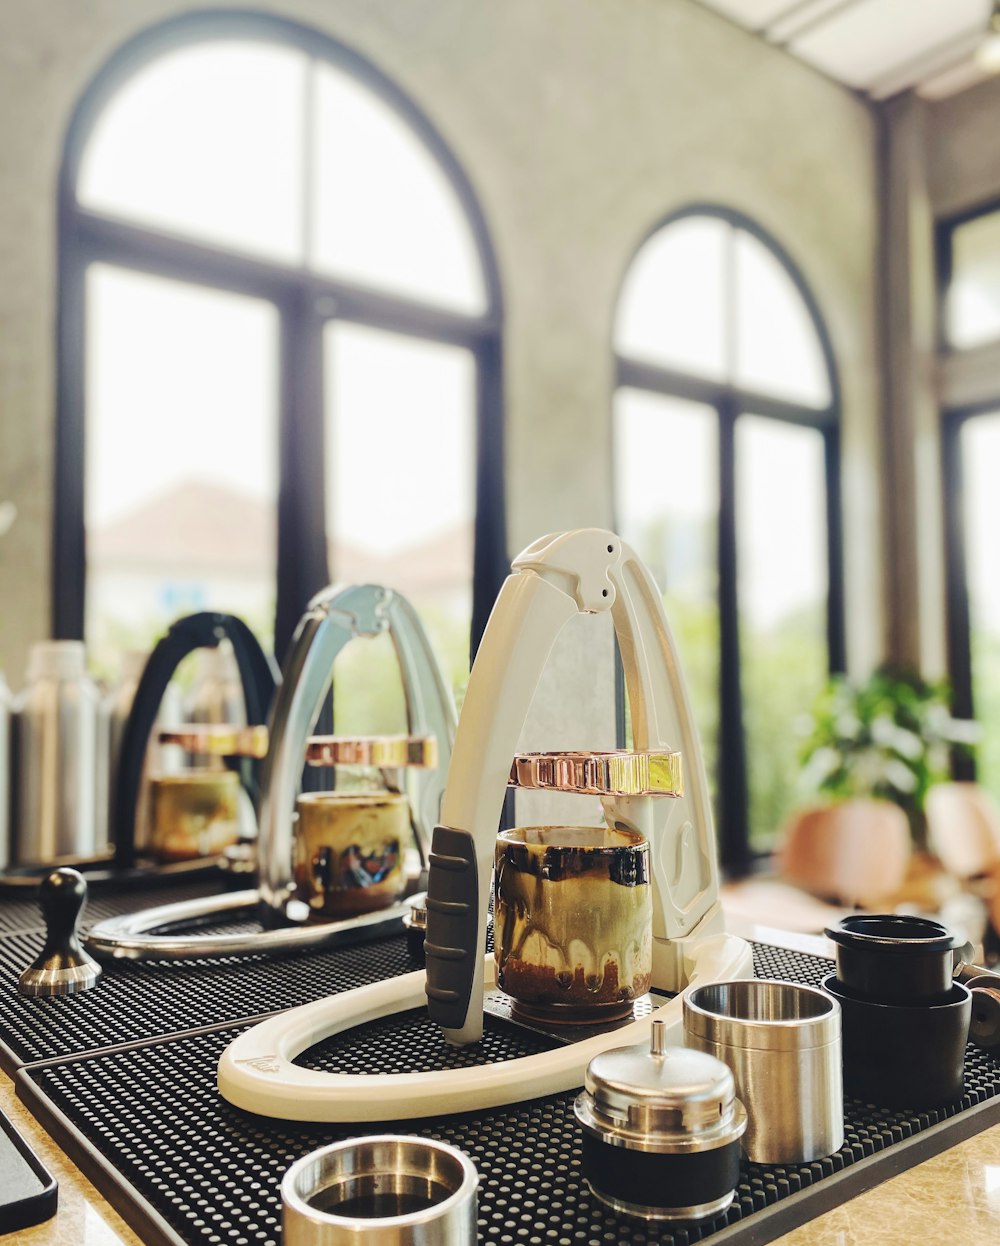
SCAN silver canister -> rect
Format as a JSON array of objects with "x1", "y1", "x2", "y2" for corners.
[
  {"x1": 14, "y1": 641, "x2": 100, "y2": 864},
  {"x1": 574, "y1": 1019, "x2": 746, "y2": 1222},
  {"x1": 683, "y1": 979, "x2": 843, "y2": 1165},
  {"x1": 282, "y1": 1135, "x2": 478, "y2": 1245}
]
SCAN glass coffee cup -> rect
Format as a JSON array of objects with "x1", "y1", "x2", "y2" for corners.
[
  {"x1": 149, "y1": 771, "x2": 241, "y2": 862},
  {"x1": 293, "y1": 791, "x2": 411, "y2": 919},
  {"x1": 494, "y1": 825, "x2": 653, "y2": 1023}
]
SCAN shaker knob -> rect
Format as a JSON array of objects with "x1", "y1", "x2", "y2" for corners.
[{"x1": 17, "y1": 868, "x2": 102, "y2": 996}]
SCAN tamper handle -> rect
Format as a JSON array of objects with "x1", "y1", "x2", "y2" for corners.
[
  {"x1": 38, "y1": 868, "x2": 87, "y2": 961},
  {"x1": 18, "y1": 868, "x2": 102, "y2": 996}
]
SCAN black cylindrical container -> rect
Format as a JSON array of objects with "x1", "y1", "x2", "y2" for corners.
[
  {"x1": 822, "y1": 974, "x2": 971, "y2": 1108},
  {"x1": 574, "y1": 1019, "x2": 746, "y2": 1222},
  {"x1": 825, "y1": 914, "x2": 957, "y2": 1005}
]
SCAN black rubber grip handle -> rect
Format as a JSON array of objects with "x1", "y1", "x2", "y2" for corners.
[{"x1": 424, "y1": 825, "x2": 479, "y2": 1029}]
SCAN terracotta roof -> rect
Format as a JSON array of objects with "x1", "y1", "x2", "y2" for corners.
[
  {"x1": 90, "y1": 480, "x2": 472, "y2": 593},
  {"x1": 90, "y1": 481, "x2": 274, "y2": 572}
]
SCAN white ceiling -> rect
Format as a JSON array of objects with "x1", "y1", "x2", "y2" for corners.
[{"x1": 696, "y1": 0, "x2": 996, "y2": 100}]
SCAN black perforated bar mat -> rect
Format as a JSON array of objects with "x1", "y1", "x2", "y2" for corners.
[
  {"x1": 0, "y1": 877, "x2": 228, "y2": 935},
  {"x1": 16, "y1": 942, "x2": 1000, "y2": 1246},
  {"x1": 0, "y1": 929, "x2": 415, "y2": 1071}
]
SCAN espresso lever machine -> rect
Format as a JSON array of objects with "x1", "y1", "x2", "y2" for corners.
[
  {"x1": 113, "y1": 610, "x2": 277, "y2": 870},
  {"x1": 217, "y1": 529, "x2": 752, "y2": 1122},
  {"x1": 86, "y1": 583, "x2": 455, "y2": 961}
]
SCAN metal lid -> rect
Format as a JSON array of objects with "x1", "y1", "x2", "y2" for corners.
[
  {"x1": 825, "y1": 913, "x2": 956, "y2": 953},
  {"x1": 574, "y1": 1019, "x2": 746, "y2": 1154}
]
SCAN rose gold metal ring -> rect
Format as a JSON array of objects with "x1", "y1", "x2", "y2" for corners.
[
  {"x1": 508, "y1": 750, "x2": 683, "y2": 797},
  {"x1": 304, "y1": 735, "x2": 439, "y2": 769}
]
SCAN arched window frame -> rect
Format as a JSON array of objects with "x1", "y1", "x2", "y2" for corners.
[
  {"x1": 613, "y1": 204, "x2": 845, "y2": 872},
  {"x1": 54, "y1": 10, "x2": 506, "y2": 661}
]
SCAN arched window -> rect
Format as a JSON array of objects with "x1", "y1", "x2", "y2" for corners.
[
  {"x1": 55, "y1": 12, "x2": 505, "y2": 706},
  {"x1": 613, "y1": 208, "x2": 843, "y2": 868}
]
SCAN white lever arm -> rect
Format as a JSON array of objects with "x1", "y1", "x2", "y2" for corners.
[{"x1": 218, "y1": 932, "x2": 753, "y2": 1122}]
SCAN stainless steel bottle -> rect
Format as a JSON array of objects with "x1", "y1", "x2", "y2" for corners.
[{"x1": 14, "y1": 641, "x2": 100, "y2": 864}]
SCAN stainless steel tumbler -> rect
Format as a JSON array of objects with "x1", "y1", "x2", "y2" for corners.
[
  {"x1": 683, "y1": 979, "x2": 843, "y2": 1165},
  {"x1": 282, "y1": 1135, "x2": 478, "y2": 1245}
]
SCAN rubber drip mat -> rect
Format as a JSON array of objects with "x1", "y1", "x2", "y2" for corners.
[
  {"x1": 0, "y1": 929, "x2": 418, "y2": 1070},
  {"x1": 0, "y1": 878, "x2": 232, "y2": 935},
  {"x1": 17, "y1": 942, "x2": 1000, "y2": 1246}
]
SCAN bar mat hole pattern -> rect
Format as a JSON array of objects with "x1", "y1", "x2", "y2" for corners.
[
  {"x1": 0, "y1": 879, "x2": 228, "y2": 934},
  {"x1": 296, "y1": 1005, "x2": 561, "y2": 1075},
  {"x1": 24, "y1": 943, "x2": 1000, "y2": 1246},
  {"x1": 0, "y1": 929, "x2": 419, "y2": 1065}
]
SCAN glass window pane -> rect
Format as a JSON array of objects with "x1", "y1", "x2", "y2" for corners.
[
  {"x1": 85, "y1": 265, "x2": 278, "y2": 671},
  {"x1": 614, "y1": 388, "x2": 720, "y2": 791},
  {"x1": 961, "y1": 413, "x2": 1000, "y2": 801},
  {"x1": 734, "y1": 231, "x2": 831, "y2": 408},
  {"x1": 78, "y1": 42, "x2": 306, "y2": 263},
  {"x1": 311, "y1": 67, "x2": 485, "y2": 314},
  {"x1": 615, "y1": 217, "x2": 729, "y2": 380},
  {"x1": 948, "y1": 211, "x2": 1000, "y2": 350},
  {"x1": 736, "y1": 416, "x2": 828, "y2": 850},
  {"x1": 324, "y1": 323, "x2": 475, "y2": 715}
]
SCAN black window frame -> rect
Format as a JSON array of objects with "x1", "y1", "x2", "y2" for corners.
[
  {"x1": 934, "y1": 195, "x2": 1000, "y2": 358},
  {"x1": 612, "y1": 204, "x2": 845, "y2": 874},
  {"x1": 937, "y1": 200, "x2": 1000, "y2": 780},
  {"x1": 54, "y1": 10, "x2": 507, "y2": 664}
]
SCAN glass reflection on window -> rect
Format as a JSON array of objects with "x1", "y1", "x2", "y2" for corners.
[
  {"x1": 961, "y1": 413, "x2": 1000, "y2": 800},
  {"x1": 614, "y1": 388, "x2": 720, "y2": 789},
  {"x1": 737, "y1": 416, "x2": 828, "y2": 848},
  {"x1": 85, "y1": 265, "x2": 278, "y2": 670}
]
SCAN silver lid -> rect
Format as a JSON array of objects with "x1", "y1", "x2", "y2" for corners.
[{"x1": 574, "y1": 1019, "x2": 747, "y2": 1154}]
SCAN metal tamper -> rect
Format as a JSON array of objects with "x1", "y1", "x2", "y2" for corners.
[{"x1": 18, "y1": 867, "x2": 102, "y2": 996}]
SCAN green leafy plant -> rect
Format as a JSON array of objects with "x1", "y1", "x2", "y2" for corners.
[{"x1": 796, "y1": 666, "x2": 979, "y2": 851}]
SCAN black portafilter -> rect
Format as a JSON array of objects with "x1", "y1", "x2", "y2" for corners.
[{"x1": 17, "y1": 868, "x2": 102, "y2": 997}]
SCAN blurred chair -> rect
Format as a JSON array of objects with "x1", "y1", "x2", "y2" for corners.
[
  {"x1": 926, "y1": 782, "x2": 1000, "y2": 880},
  {"x1": 721, "y1": 799, "x2": 911, "y2": 935},
  {"x1": 775, "y1": 799, "x2": 911, "y2": 908}
]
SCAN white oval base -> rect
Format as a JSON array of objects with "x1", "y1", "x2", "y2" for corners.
[{"x1": 217, "y1": 932, "x2": 753, "y2": 1122}]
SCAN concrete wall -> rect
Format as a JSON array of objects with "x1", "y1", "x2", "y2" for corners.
[
  {"x1": 927, "y1": 73, "x2": 1000, "y2": 219},
  {"x1": 869, "y1": 74, "x2": 1000, "y2": 682},
  {"x1": 0, "y1": 0, "x2": 882, "y2": 728}
]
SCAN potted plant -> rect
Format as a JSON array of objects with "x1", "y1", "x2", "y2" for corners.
[{"x1": 795, "y1": 665, "x2": 978, "y2": 854}]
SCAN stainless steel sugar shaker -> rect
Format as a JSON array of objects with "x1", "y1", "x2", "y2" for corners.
[
  {"x1": 684, "y1": 979, "x2": 843, "y2": 1165},
  {"x1": 14, "y1": 641, "x2": 100, "y2": 864},
  {"x1": 574, "y1": 1018, "x2": 747, "y2": 1222}
]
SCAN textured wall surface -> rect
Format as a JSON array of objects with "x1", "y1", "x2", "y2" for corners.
[
  {"x1": 0, "y1": 0, "x2": 880, "y2": 737},
  {"x1": 926, "y1": 73, "x2": 1000, "y2": 219}
]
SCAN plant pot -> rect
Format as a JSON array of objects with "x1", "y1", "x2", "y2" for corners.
[{"x1": 776, "y1": 799, "x2": 911, "y2": 907}]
